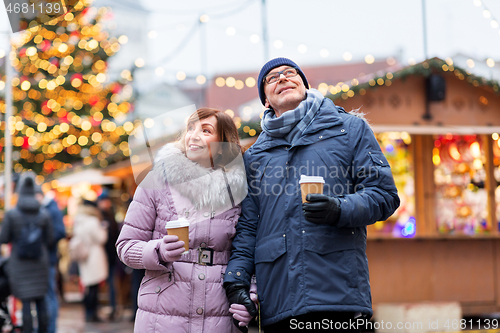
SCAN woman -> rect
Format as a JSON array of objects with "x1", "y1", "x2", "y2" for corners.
[
  {"x1": 117, "y1": 108, "x2": 253, "y2": 332},
  {"x1": 0, "y1": 172, "x2": 54, "y2": 333},
  {"x1": 72, "y1": 200, "x2": 108, "y2": 322}
]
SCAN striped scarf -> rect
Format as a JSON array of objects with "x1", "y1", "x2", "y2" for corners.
[{"x1": 260, "y1": 89, "x2": 324, "y2": 145}]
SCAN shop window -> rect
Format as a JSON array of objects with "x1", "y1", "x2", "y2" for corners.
[
  {"x1": 367, "y1": 132, "x2": 415, "y2": 238},
  {"x1": 493, "y1": 133, "x2": 500, "y2": 230},
  {"x1": 433, "y1": 134, "x2": 488, "y2": 234}
]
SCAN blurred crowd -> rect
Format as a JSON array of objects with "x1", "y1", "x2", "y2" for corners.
[{"x1": 0, "y1": 171, "x2": 142, "y2": 333}]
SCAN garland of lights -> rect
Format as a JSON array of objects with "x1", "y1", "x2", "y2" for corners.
[
  {"x1": 236, "y1": 58, "x2": 500, "y2": 140},
  {"x1": 327, "y1": 58, "x2": 500, "y2": 102}
]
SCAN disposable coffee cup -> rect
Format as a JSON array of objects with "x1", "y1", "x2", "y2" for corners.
[
  {"x1": 299, "y1": 175, "x2": 325, "y2": 203},
  {"x1": 166, "y1": 218, "x2": 190, "y2": 253}
]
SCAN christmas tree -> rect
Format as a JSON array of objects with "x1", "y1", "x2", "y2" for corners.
[{"x1": 0, "y1": 0, "x2": 135, "y2": 179}]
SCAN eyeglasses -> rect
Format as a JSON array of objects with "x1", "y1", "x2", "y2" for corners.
[{"x1": 263, "y1": 67, "x2": 298, "y2": 84}]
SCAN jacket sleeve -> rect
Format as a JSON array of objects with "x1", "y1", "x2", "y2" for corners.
[
  {"x1": 49, "y1": 201, "x2": 66, "y2": 243},
  {"x1": 89, "y1": 217, "x2": 108, "y2": 245},
  {"x1": 42, "y1": 210, "x2": 55, "y2": 249},
  {"x1": 116, "y1": 185, "x2": 169, "y2": 271},
  {"x1": 336, "y1": 118, "x2": 400, "y2": 228},
  {"x1": 224, "y1": 155, "x2": 259, "y2": 287},
  {"x1": 0, "y1": 212, "x2": 13, "y2": 244}
]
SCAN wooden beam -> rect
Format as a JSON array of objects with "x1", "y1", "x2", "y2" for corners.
[
  {"x1": 483, "y1": 134, "x2": 498, "y2": 235},
  {"x1": 414, "y1": 135, "x2": 437, "y2": 236}
]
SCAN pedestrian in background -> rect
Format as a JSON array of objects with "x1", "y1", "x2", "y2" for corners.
[
  {"x1": 97, "y1": 189, "x2": 119, "y2": 321},
  {"x1": 72, "y1": 200, "x2": 108, "y2": 322},
  {"x1": 0, "y1": 172, "x2": 54, "y2": 333},
  {"x1": 35, "y1": 187, "x2": 66, "y2": 333}
]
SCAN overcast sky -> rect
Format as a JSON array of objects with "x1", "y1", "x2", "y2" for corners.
[{"x1": 1, "y1": 0, "x2": 500, "y2": 77}]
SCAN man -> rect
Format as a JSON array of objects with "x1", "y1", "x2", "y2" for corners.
[
  {"x1": 224, "y1": 58, "x2": 400, "y2": 332},
  {"x1": 36, "y1": 187, "x2": 66, "y2": 333}
]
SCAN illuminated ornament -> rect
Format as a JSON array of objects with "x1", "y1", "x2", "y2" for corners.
[
  {"x1": 40, "y1": 40, "x2": 51, "y2": 52},
  {"x1": 22, "y1": 137, "x2": 30, "y2": 149},
  {"x1": 469, "y1": 141, "x2": 481, "y2": 159},
  {"x1": 89, "y1": 95, "x2": 99, "y2": 106},
  {"x1": 41, "y1": 100, "x2": 51, "y2": 114},
  {"x1": 449, "y1": 144, "x2": 461, "y2": 161},
  {"x1": 398, "y1": 217, "x2": 416, "y2": 238},
  {"x1": 112, "y1": 84, "x2": 121, "y2": 94}
]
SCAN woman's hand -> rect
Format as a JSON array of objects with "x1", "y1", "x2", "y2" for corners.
[
  {"x1": 228, "y1": 291, "x2": 258, "y2": 330},
  {"x1": 158, "y1": 235, "x2": 185, "y2": 263}
]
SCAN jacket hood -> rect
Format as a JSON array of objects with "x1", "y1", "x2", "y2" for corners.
[
  {"x1": 152, "y1": 143, "x2": 247, "y2": 210},
  {"x1": 16, "y1": 172, "x2": 41, "y2": 212}
]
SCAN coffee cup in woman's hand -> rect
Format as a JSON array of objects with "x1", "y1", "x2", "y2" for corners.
[{"x1": 159, "y1": 235, "x2": 186, "y2": 263}]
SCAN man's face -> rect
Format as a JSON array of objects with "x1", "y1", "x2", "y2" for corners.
[{"x1": 263, "y1": 65, "x2": 307, "y2": 117}]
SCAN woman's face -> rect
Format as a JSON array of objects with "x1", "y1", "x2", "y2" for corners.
[{"x1": 184, "y1": 115, "x2": 220, "y2": 168}]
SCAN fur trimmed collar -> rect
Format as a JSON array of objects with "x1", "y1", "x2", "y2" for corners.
[{"x1": 152, "y1": 143, "x2": 247, "y2": 210}]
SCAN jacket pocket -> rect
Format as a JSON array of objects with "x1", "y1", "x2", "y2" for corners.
[
  {"x1": 255, "y1": 234, "x2": 286, "y2": 264},
  {"x1": 368, "y1": 151, "x2": 389, "y2": 167},
  {"x1": 254, "y1": 234, "x2": 289, "y2": 314},
  {"x1": 139, "y1": 270, "x2": 175, "y2": 296},
  {"x1": 303, "y1": 227, "x2": 357, "y2": 289},
  {"x1": 303, "y1": 227, "x2": 356, "y2": 254}
]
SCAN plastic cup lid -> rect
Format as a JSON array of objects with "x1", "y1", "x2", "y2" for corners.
[
  {"x1": 299, "y1": 175, "x2": 325, "y2": 184},
  {"x1": 166, "y1": 218, "x2": 190, "y2": 229}
]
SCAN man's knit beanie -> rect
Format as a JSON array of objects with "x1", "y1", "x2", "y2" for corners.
[{"x1": 257, "y1": 57, "x2": 309, "y2": 105}]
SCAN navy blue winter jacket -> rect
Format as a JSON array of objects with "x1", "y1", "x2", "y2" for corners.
[{"x1": 224, "y1": 98, "x2": 400, "y2": 325}]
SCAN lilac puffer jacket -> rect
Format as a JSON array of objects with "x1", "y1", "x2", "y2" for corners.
[{"x1": 117, "y1": 144, "x2": 247, "y2": 333}]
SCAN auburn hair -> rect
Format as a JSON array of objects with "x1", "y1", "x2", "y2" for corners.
[{"x1": 178, "y1": 108, "x2": 243, "y2": 169}]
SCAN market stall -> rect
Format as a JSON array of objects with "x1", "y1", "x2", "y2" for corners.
[{"x1": 328, "y1": 58, "x2": 500, "y2": 315}]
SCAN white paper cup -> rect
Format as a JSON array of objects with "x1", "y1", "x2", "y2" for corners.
[
  {"x1": 166, "y1": 218, "x2": 190, "y2": 253},
  {"x1": 299, "y1": 175, "x2": 325, "y2": 203}
]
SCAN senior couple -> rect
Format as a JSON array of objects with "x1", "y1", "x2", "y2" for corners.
[{"x1": 116, "y1": 57, "x2": 400, "y2": 333}]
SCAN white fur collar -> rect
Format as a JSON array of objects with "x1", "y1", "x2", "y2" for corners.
[{"x1": 152, "y1": 143, "x2": 247, "y2": 210}]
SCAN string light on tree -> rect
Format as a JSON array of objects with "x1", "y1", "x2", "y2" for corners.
[
  {"x1": 135, "y1": 58, "x2": 145, "y2": 68},
  {"x1": 0, "y1": 0, "x2": 134, "y2": 176},
  {"x1": 118, "y1": 35, "x2": 128, "y2": 44}
]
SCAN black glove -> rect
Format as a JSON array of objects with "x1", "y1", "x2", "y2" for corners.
[
  {"x1": 224, "y1": 282, "x2": 258, "y2": 332},
  {"x1": 302, "y1": 193, "x2": 341, "y2": 226}
]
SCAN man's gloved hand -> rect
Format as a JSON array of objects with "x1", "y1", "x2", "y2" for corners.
[
  {"x1": 225, "y1": 283, "x2": 258, "y2": 333},
  {"x1": 158, "y1": 235, "x2": 185, "y2": 263},
  {"x1": 302, "y1": 194, "x2": 341, "y2": 226}
]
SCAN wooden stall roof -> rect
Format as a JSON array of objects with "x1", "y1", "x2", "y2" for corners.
[{"x1": 327, "y1": 58, "x2": 500, "y2": 129}]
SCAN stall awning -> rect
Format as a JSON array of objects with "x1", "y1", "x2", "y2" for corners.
[
  {"x1": 55, "y1": 169, "x2": 119, "y2": 186},
  {"x1": 371, "y1": 125, "x2": 500, "y2": 135}
]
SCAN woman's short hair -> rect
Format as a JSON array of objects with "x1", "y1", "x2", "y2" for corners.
[{"x1": 178, "y1": 108, "x2": 242, "y2": 169}]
